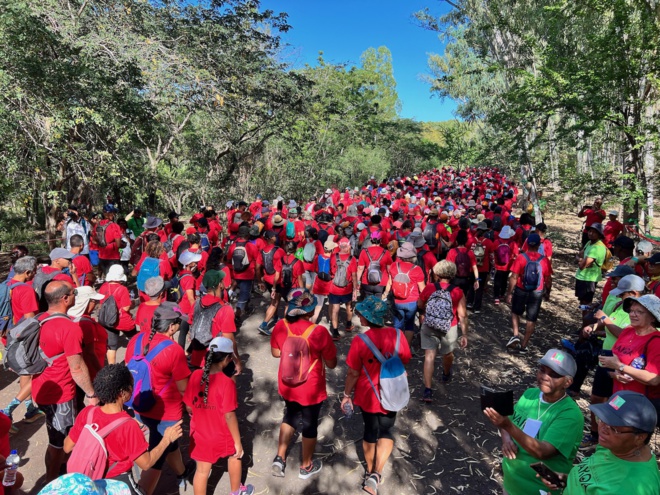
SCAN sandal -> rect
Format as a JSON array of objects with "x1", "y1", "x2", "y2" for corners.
[{"x1": 363, "y1": 472, "x2": 381, "y2": 495}]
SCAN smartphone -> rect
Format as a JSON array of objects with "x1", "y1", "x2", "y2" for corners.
[{"x1": 529, "y1": 462, "x2": 566, "y2": 488}]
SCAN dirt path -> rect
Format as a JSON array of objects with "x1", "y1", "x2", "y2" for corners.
[{"x1": 2, "y1": 214, "x2": 604, "y2": 494}]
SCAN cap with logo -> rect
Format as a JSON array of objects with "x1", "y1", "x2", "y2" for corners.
[{"x1": 538, "y1": 348, "x2": 577, "y2": 378}]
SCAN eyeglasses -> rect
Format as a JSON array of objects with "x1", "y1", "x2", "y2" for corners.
[
  {"x1": 595, "y1": 417, "x2": 640, "y2": 435},
  {"x1": 628, "y1": 309, "x2": 648, "y2": 316},
  {"x1": 537, "y1": 366, "x2": 563, "y2": 379},
  {"x1": 63, "y1": 289, "x2": 78, "y2": 299}
]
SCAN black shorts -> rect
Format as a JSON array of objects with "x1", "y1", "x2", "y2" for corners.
[
  {"x1": 43, "y1": 399, "x2": 77, "y2": 448},
  {"x1": 575, "y1": 280, "x2": 597, "y2": 303},
  {"x1": 592, "y1": 365, "x2": 614, "y2": 398},
  {"x1": 329, "y1": 293, "x2": 352, "y2": 305},
  {"x1": 511, "y1": 286, "x2": 543, "y2": 322}
]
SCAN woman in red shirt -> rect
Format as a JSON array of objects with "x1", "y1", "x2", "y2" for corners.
[
  {"x1": 341, "y1": 296, "x2": 412, "y2": 495},
  {"x1": 98, "y1": 264, "x2": 136, "y2": 364},
  {"x1": 269, "y1": 290, "x2": 337, "y2": 480},
  {"x1": 64, "y1": 364, "x2": 182, "y2": 494}
]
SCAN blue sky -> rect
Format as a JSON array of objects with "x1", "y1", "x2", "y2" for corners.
[{"x1": 260, "y1": 0, "x2": 457, "y2": 122}]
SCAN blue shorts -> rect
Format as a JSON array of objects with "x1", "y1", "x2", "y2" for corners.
[
  {"x1": 136, "y1": 415, "x2": 180, "y2": 470},
  {"x1": 329, "y1": 293, "x2": 352, "y2": 305}
]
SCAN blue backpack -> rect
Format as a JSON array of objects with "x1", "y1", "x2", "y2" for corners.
[
  {"x1": 137, "y1": 257, "x2": 161, "y2": 292},
  {"x1": 317, "y1": 256, "x2": 331, "y2": 282},
  {"x1": 0, "y1": 281, "x2": 26, "y2": 333},
  {"x1": 521, "y1": 253, "x2": 544, "y2": 292},
  {"x1": 126, "y1": 333, "x2": 174, "y2": 413},
  {"x1": 358, "y1": 329, "x2": 410, "y2": 412},
  {"x1": 286, "y1": 221, "x2": 296, "y2": 239},
  {"x1": 199, "y1": 232, "x2": 211, "y2": 252}
]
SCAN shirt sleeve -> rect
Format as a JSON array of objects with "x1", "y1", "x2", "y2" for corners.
[
  {"x1": 345, "y1": 336, "x2": 363, "y2": 371},
  {"x1": 213, "y1": 305, "x2": 236, "y2": 337},
  {"x1": 169, "y1": 346, "x2": 192, "y2": 382},
  {"x1": 220, "y1": 377, "x2": 238, "y2": 414}
]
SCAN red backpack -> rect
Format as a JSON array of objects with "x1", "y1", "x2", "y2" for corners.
[
  {"x1": 454, "y1": 248, "x2": 471, "y2": 278},
  {"x1": 67, "y1": 407, "x2": 131, "y2": 479},
  {"x1": 279, "y1": 322, "x2": 318, "y2": 387},
  {"x1": 495, "y1": 241, "x2": 512, "y2": 266}
]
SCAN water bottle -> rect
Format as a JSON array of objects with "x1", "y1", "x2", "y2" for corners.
[
  {"x1": 578, "y1": 305, "x2": 591, "y2": 311},
  {"x1": 3, "y1": 450, "x2": 19, "y2": 486},
  {"x1": 631, "y1": 355, "x2": 646, "y2": 370},
  {"x1": 343, "y1": 401, "x2": 353, "y2": 419}
]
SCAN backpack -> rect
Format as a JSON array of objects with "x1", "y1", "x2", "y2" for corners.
[
  {"x1": 136, "y1": 257, "x2": 161, "y2": 292},
  {"x1": 492, "y1": 214, "x2": 503, "y2": 232},
  {"x1": 520, "y1": 227, "x2": 532, "y2": 246},
  {"x1": 358, "y1": 329, "x2": 410, "y2": 412},
  {"x1": 262, "y1": 248, "x2": 277, "y2": 276},
  {"x1": 286, "y1": 221, "x2": 296, "y2": 239},
  {"x1": 199, "y1": 232, "x2": 211, "y2": 253},
  {"x1": 365, "y1": 250, "x2": 384, "y2": 285},
  {"x1": 168, "y1": 273, "x2": 192, "y2": 302},
  {"x1": 495, "y1": 242, "x2": 511, "y2": 266},
  {"x1": 95, "y1": 223, "x2": 110, "y2": 248},
  {"x1": 423, "y1": 222, "x2": 438, "y2": 248},
  {"x1": 454, "y1": 248, "x2": 471, "y2": 278},
  {"x1": 190, "y1": 300, "x2": 223, "y2": 346},
  {"x1": 521, "y1": 253, "x2": 544, "y2": 292},
  {"x1": 129, "y1": 234, "x2": 146, "y2": 266},
  {"x1": 472, "y1": 240, "x2": 486, "y2": 266},
  {"x1": 279, "y1": 322, "x2": 318, "y2": 387},
  {"x1": 317, "y1": 226, "x2": 330, "y2": 244},
  {"x1": 333, "y1": 254, "x2": 350, "y2": 288},
  {"x1": 537, "y1": 240, "x2": 546, "y2": 257},
  {"x1": 317, "y1": 256, "x2": 332, "y2": 282},
  {"x1": 66, "y1": 407, "x2": 131, "y2": 480},
  {"x1": 598, "y1": 242, "x2": 614, "y2": 273},
  {"x1": 0, "y1": 281, "x2": 26, "y2": 334},
  {"x1": 32, "y1": 268, "x2": 61, "y2": 301},
  {"x1": 349, "y1": 234, "x2": 360, "y2": 258},
  {"x1": 164, "y1": 233, "x2": 182, "y2": 258},
  {"x1": 303, "y1": 243, "x2": 316, "y2": 263},
  {"x1": 126, "y1": 333, "x2": 174, "y2": 412},
  {"x1": 391, "y1": 263, "x2": 412, "y2": 300},
  {"x1": 415, "y1": 248, "x2": 430, "y2": 281},
  {"x1": 98, "y1": 294, "x2": 119, "y2": 329},
  {"x1": 3, "y1": 313, "x2": 68, "y2": 376},
  {"x1": 232, "y1": 241, "x2": 250, "y2": 273},
  {"x1": 281, "y1": 257, "x2": 298, "y2": 292},
  {"x1": 425, "y1": 283, "x2": 455, "y2": 333},
  {"x1": 295, "y1": 246, "x2": 305, "y2": 261}
]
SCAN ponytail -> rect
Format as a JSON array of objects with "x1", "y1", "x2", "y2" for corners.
[
  {"x1": 144, "y1": 316, "x2": 181, "y2": 354},
  {"x1": 200, "y1": 349, "x2": 232, "y2": 405}
]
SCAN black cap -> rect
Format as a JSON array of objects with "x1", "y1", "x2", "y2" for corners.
[{"x1": 612, "y1": 236, "x2": 635, "y2": 250}]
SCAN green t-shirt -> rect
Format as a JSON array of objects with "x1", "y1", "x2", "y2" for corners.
[
  {"x1": 602, "y1": 294, "x2": 619, "y2": 316},
  {"x1": 576, "y1": 241, "x2": 606, "y2": 282},
  {"x1": 502, "y1": 388, "x2": 583, "y2": 495},
  {"x1": 602, "y1": 299, "x2": 630, "y2": 351},
  {"x1": 564, "y1": 446, "x2": 660, "y2": 495},
  {"x1": 127, "y1": 217, "x2": 145, "y2": 237}
]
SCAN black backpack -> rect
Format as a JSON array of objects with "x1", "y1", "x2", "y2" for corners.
[
  {"x1": 32, "y1": 268, "x2": 61, "y2": 301},
  {"x1": 95, "y1": 222, "x2": 110, "y2": 248},
  {"x1": 98, "y1": 295, "x2": 119, "y2": 329},
  {"x1": 492, "y1": 214, "x2": 503, "y2": 232},
  {"x1": 190, "y1": 300, "x2": 223, "y2": 346},
  {"x1": 262, "y1": 248, "x2": 277, "y2": 276},
  {"x1": 281, "y1": 257, "x2": 298, "y2": 292},
  {"x1": 4, "y1": 313, "x2": 68, "y2": 376}
]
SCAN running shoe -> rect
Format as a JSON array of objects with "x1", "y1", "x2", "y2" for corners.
[
  {"x1": 234, "y1": 484, "x2": 255, "y2": 495},
  {"x1": 271, "y1": 455, "x2": 286, "y2": 477},
  {"x1": 506, "y1": 336, "x2": 521, "y2": 350},
  {"x1": 258, "y1": 322, "x2": 272, "y2": 336},
  {"x1": 331, "y1": 328, "x2": 340, "y2": 341},
  {"x1": 23, "y1": 407, "x2": 45, "y2": 423},
  {"x1": 299, "y1": 458, "x2": 322, "y2": 480},
  {"x1": 421, "y1": 388, "x2": 433, "y2": 403}
]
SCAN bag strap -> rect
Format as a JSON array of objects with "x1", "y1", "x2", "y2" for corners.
[
  {"x1": 301, "y1": 323, "x2": 317, "y2": 340},
  {"x1": 97, "y1": 415, "x2": 132, "y2": 438},
  {"x1": 145, "y1": 339, "x2": 174, "y2": 362},
  {"x1": 135, "y1": 333, "x2": 145, "y2": 358},
  {"x1": 393, "y1": 328, "x2": 401, "y2": 356}
]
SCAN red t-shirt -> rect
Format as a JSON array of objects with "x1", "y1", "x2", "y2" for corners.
[
  {"x1": 493, "y1": 239, "x2": 520, "y2": 271},
  {"x1": 135, "y1": 256, "x2": 173, "y2": 282},
  {"x1": 226, "y1": 239, "x2": 259, "y2": 280},
  {"x1": 612, "y1": 327, "x2": 660, "y2": 399},
  {"x1": 76, "y1": 315, "x2": 107, "y2": 381},
  {"x1": 32, "y1": 313, "x2": 82, "y2": 405},
  {"x1": 183, "y1": 370, "x2": 238, "y2": 462},
  {"x1": 69, "y1": 406, "x2": 148, "y2": 478},
  {"x1": 521, "y1": 237, "x2": 554, "y2": 260},
  {"x1": 71, "y1": 255, "x2": 93, "y2": 286},
  {"x1": 472, "y1": 236, "x2": 495, "y2": 273},
  {"x1": 125, "y1": 332, "x2": 191, "y2": 420},
  {"x1": 312, "y1": 255, "x2": 333, "y2": 296},
  {"x1": 97, "y1": 220, "x2": 123, "y2": 260},
  {"x1": 41, "y1": 265, "x2": 75, "y2": 285},
  {"x1": 388, "y1": 261, "x2": 425, "y2": 304},
  {"x1": 419, "y1": 282, "x2": 464, "y2": 327},
  {"x1": 8, "y1": 279, "x2": 38, "y2": 325},
  {"x1": 98, "y1": 282, "x2": 135, "y2": 331},
  {"x1": 346, "y1": 327, "x2": 412, "y2": 414},
  {"x1": 270, "y1": 319, "x2": 337, "y2": 405},
  {"x1": 189, "y1": 295, "x2": 236, "y2": 367},
  {"x1": 603, "y1": 220, "x2": 624, "y2": 247},
  {"x1": 358, "y1": 246, "x2": 393, "y2": 287},
  {"x1": 330, "y1": 254, "x2": 358, "y2": 296},
  {"x1": 135, "y1": 303, "x2": 159, "y2": 333},
  {"x1": 274, "y1": 254, "x2": 305, "y2": 289},
  {"x1": 259, "y1": 246, "x2": 284, "y2": 285},
  {"x1": 579, "y1": 208, "x2": 606, "y2": 229},
  {"x1": 175, "y1": 270, "x2": 197, "y2": 319},
  {"x1": 510, "y1": 251, "x2": 551, "y2": 292},
  {"x1": 446, "y1": 247, "x2": 477, "y2": 274}
]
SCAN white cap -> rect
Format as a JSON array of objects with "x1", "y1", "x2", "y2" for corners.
[
  {"x1": 179, "y1": 251, "x2": 202, "y2": 267},
  {"x1": 209, "y1": 336, "x2": 234, "y2": 354}
]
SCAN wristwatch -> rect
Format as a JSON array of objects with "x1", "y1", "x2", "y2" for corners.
[
  {"x1": 600, "y1": 315, "x2": 607, "y2": 323},
  {"x1": 618, "y1": 364, "x2": 625, "y2": 373}
]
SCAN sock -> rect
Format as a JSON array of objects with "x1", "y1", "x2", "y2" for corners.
[
  {"x1": 4, "y1": 398, "x2": 21, "y2": 415},
  {"x1": 25, "y1": 399, "x2": 36, "y2": 412}
]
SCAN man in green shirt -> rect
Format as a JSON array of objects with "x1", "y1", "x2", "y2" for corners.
[
  {"x1": 575, "y1": 223, "x2": 607, "y2": 305},
  {"x1": 126, "y1": 207, "x2": 146, "y2": 237},
  {"x1": 484, "y1": 349, "x2": 583, "y2": 495}
]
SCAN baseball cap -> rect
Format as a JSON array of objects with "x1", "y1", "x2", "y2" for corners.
[
  {"x1": 605, "y1": 264, "x2": 635, "y2": 278},
  {"x1": 324, "y1": 236, "x2": 338, "y2": 251},
  {"x1": 178, "y1": 251, "x2": 202, "y2": 267},
  {"x1": 609, "y1": 210, "x2": 619, "y2": 216},
  {"x1": 103, "y1": 204, "x2": 118, "y2": 213},
  {"x1": 209, "y1": 336, "x2": 234, "y2": 354},
  {"x1": 612, "y1": 236, "x2": 635, "y2": 250},
  {"x1": 609, "y1": 274, "x2": 646, "y2": 297},
  {"x1": 50, "y1": 248, "x2": 73, "y2": 261},
  {"x1": 590, "y1": 391, "x2": 657, "y2": 433},
  {"x1": 526, "y1": 234, "x2": 541, "y2": 247},
  {"x1": 144, "y1": 276, "x2": 165, "y2": 297},
  {"x1": 154, "y1": 303, "x2": 183, "y2": 321},
  {"x1": 338, "y1": 237, "x2": 350, "y2": 246},
  {"x1": 636, "y1": 240, "x2": 653, "y2": 254},
  {"x1": 264, "y1": 230, "x2": 277, "y2": 240},
  {"x1": 648, "y1": 253, "x2": 660, "y2": 265},
  {"x1": 203, "y1": 269, "x2": 226, "y2": 290},
  {"x1": 538, "y1": 348, "x2": 577, "y2": 378}
]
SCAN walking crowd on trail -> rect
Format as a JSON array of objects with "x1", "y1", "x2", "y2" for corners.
[{"x1": 0, "y1": 167, "x2": 660, "y2": 495}]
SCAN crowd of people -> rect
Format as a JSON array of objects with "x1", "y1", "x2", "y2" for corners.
[{"x1": 0, "y1": 166, "x2": 659, "y2": 494}]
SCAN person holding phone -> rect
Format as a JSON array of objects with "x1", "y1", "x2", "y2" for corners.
[
  {"x1": 483, "y1": 349, "x2": 583, "y2": 495},
  {"x1": 539, "y1": 391, "x2": 660, "y2": 494}
]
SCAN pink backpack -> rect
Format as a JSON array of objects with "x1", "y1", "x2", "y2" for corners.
[
  {"x1": 279, "y1": 322, "x2": 318, "y2": 387},
  {"x1": 67, "y1": 407, "x2": 131, "y2": 479}
]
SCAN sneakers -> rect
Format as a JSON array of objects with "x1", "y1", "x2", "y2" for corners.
[
  {"x1": 258, "y1": 321, "x2": 272, "y2": 336},
  {"x1": 518, "y1": 346, "x2": 529, "y2": 355},
  {"x1": 177, "y1": 460, "x2": 196, "y2": 488},
  {"x1": 494, "y1": 298, "x2": 500, "y2": 305},
  {"x1": 473, "y1": 309, "x2": 481, "y2": 314},
  {"x1": 8, "y1": 424, "x2": 18, "y2": 435},
  {"x1": 506, "y1": 336, "x2": 521, "y2": 350},
  {"x1": 23, "y1": 407, "x2": 45, "y2": 423},
  {"x1": 466, "y1": 303, "x2": 474, "y2": 309},
  {"x1": 421, "y1": 388, "x2": 433, "y2": 403},
  {"x1": 299, "y1": 458, "x2": 322, "y2": 480},
  {"x1": 271, "y1": 455, "x2": 286, "y2": 477},
  {"x1": 442, "y1": 370, "x2": 452, "y2": 383},
  {"x1": 331, "y1": 328, "x2": 340, "y2": 341},
  {"x1": 345, "y1": 323, "x2": 354, "y2": 333},
  {"x1": 232, "y1": 484, "x2": 255, "y2": 495},
  {"x1": 579, "y1": 433, "x2": 598, "y2": 450}
]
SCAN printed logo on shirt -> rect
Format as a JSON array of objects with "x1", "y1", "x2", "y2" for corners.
[{"x1": 609, "y1": 396, "x2": 626, "y2": 410}]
